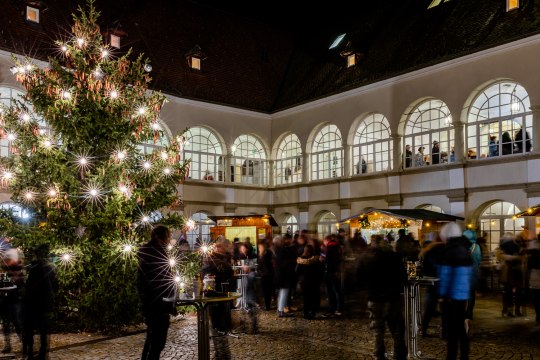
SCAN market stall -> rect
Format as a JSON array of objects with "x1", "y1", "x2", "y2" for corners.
[
  {"x1": 208, "y1": 214, "x2": 278, "y2": 249},
  {"x1": 340, "y1": 208, "x2": 464, "y2": 243}
]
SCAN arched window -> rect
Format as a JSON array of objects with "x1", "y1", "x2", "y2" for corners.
[
  {"x1": 311, "y1": 124, "x2": 343, "y2": 180},
  {"x1": 0, "y1": 202, "x2": 30, "y2": 220},
  {"x1": 183, "y1": 127, "x2": 223, "y2": 181},
  {"x1": 352, "y1": 114, "x2": 392, "y2": 174},
  {"x1": 275, "y1": 134, "x2": 303, "y2": 185},
  {"x1": 404, "y1": 99, "x2": 454, "y2": 168},
  {"x1": 186, "y1": 212, "x2": 215, "y2": 248},
  {"x1": 137, "y1": 121, "x2": 170, "y2": 155},
  {"x1": 0, "y1": 86, "x2": 40, "y2": 157},
  {"x1": 467, "y1": 82, "x2": 532, "y2": 159},
  {"x1": 317, "y1": 211, "x2": 337, "y2": 238},
  {"x1": 231, "y1": 135, "x2": 267, "y2": 185},
  {"x1": 419, "y1": 204, "x2": 444, "y2": 213},
  {"x1": 479, "y1": 201, "x2": 523, "y2": 252},
  {"x1": 281, "y1": 214, "x2": 299, "y2": 235}
]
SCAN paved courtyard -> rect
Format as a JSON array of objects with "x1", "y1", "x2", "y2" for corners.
[{"x1": 5, "y1": 293, "x2": 540, "y2": 359}]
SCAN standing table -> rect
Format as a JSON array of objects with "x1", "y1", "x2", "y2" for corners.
[
  {"x1": 164, "y1": 292, "x2": 240, "y2": 360},
  {"x1": 404, "y1": 277, "x2": 438, "y2": 359}
]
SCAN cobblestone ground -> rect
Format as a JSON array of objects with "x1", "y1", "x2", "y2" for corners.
[{"x1": 5, "y1": 293, "x2": 540, "y2": 359}]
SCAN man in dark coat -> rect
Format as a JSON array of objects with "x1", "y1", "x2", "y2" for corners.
[
  {"x1": 138, "y1": 225, "x2": 176, "y2": 360},
  {"x1": 23, "y1": 244, "x2": 58, "y2": 360},
  {"x1": 361, "y1": 235, "x2": 407, "y2": 360}
]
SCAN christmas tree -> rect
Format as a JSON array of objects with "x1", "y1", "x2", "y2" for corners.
[{"x1": 0, "y1": 1, "x2": 191, "y2": 330}]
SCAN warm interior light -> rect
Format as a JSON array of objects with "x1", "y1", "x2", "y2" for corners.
[
  {"x1": 26, "y1": 6, "x2": 39, "y2": 23},
  {"x1": 190, "y1": 57, "x2": 201, "y2": 70}
]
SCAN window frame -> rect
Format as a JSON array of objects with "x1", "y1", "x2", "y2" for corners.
[
  {"x1": 466, "y1": 82, "x2": 532, "y2": 160},
  {"x1": 275, "y1": 133, "x2": 303, "y2": 185},
  {"x1": 183, "y1": 127, "x2": 224, "y2": 181},
  {"x1": 352, "y1": 114, "x2": 393, "y2": 175},
  {"x1": 26, "y1": 6, "x2": 40, "y2": 23},
  {"x1": 404, "y1": 99, "x2": 455, "y2": 168},
  {"x1": 231, "y1": 135, "x2": 267, "y2": 185},
  {"x1": 311, "y1": 124, "x2": 344, "y2": 181}
]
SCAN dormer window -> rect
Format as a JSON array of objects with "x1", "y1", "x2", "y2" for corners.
[
  {"x1": 340, "y1": 41, "x2": 362, "y2": 68},
  {"x1": 185, "y1": 45, "x2": 207, "y2": 71},
  {"x1": 507, "y1": 0, "x2": 519, "y2": 11},
  {"x1": 26, "y1": 6, "x2": 39, "y2": 23},
  {"x1": 110, "y1": 34, "x2": 121, "y2": 49}
]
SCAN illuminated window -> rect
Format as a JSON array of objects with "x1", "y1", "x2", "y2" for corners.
[
  {"x1": 353, "y1": 114, "x2": 392, "y2": 175},
  {"x1": 26, "y1": 6, "x2": 39, "y2": 23},
  {"x1": 347, "y1": 54, "x2": 356, "y2": 68},
  {"x1": 467, "y1": 81, "x2": 531, "y2": 159},
  {"x1": 186, "y1": 212, "x2": 215, "y2": 248},
  {"x1": 137, "y1": 120, "x2": 170, "y2": 155},
  {"x1": 190, "y1": 57, "x2": 201, "y2": 70},
  {"x1": 404, "y1": 99, "x2": 454, "y2": 168},
  {"x1": 183, "y1": 127, "x2": 223, "y2": 181},
  {"x1": 281, "y1": 214, "x2": 299, "y2": 236},
  {"x1": 275, "y1": 133, "x2": 303, "y2": 185},
  {"x1": 0, "y1": 202, "x2": 30, "y2": 220},
  {"x1": 329, "y1": 34, "x2": 346, "y2": 49},
  {"x1": 110, "y1": 34, "x2": 121, "y2": 49},
  {"x1": 311, "y1": 124, "x2": 343, "y2": 180},
  {"x1": 0, "y1": 86, "x2": 51, "y2": 157},
  {"x1": 479, "y1": 201, "x2": 523, "y2": 252},
  {"x1": 317, "y1": 211, "x2": 337, "y2": 238},
  {"x1": 231, "y1": 135, "x2": 267, "y2": 185},
  {"x1": 186, "y1": 45, "x2": 207, "y2": 71},
  {"x1": 507, "y1": 0, "x2": 519, "y2": 11}
]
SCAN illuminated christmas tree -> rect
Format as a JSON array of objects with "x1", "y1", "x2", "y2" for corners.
[{"x1": 0, "y1": 1, "x2": 190, "y2": 330}]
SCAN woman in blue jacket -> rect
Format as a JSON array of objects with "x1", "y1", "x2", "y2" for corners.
[{"x1": 438, "y1": 223, "x2": 473, "y2": 360}]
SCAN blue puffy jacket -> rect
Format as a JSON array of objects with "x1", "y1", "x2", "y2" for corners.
[{"x1": 437, "y1": 236, "x2": 473, "y2": 301}]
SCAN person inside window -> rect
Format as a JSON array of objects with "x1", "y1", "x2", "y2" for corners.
[
  {"x1": 488, "y1": 135, "x2": 499, "y2": 157},
  {"x1": 414, "y1": 146, "x2": 425, "y2": 167},
  {"x1": 356, "y1": 157, "x2": 367, "y2": 174},
  {"x1": 514, "y1": 127, "x2": 532, "y2": 153},
  {"x1": 405, "y1": 145, "x2": 412, "y2": 168},
  {"x1": 284, "y1": 164, "x2": 292, "y2": 181},
  {"x1": 203, "y1": 170, "x2": 214, "y2": 180},
  {"x1": 431, "y1": 141, "x2": 440, "y2": 165},
  {"x1": 501, "y1": 132, "x2": 514, "y2": 155}
]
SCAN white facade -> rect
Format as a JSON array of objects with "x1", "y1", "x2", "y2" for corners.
[{"x1": 2, "y1": 33, "x2": 540, "y2": 243}]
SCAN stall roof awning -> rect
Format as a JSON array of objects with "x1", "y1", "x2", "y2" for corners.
[
  {"x1": 340, "y1": 209, "x2": 464, "y2": 223},
  {"x1": 515, "y1": 205, "x2": 540, "y2": 217},
  {"x1": 208, "y1": 214, "x2": 279, "y2": 226}
]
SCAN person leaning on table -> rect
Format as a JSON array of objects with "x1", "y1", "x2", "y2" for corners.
[{"x1": 138, "y1": 224, "x2": 176, "y2": 360}]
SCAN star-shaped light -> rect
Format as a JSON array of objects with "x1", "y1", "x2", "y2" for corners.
[
  {"x1": 109, "y1": 90, "x2": 119, "y2": 99},
  {"x1": 75, "y1": 224, "x2": 86, "y2": 238},
  {"x1": 82, "y1": 182, "x2": 105, "y2": 206},
  {"x1": 76, "y1": 38, "x2": 85, "y2": 47}
]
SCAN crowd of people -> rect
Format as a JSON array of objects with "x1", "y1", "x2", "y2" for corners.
[
  {"x1": 0, "y1": 239, "x2": 58, "y2": 360},
  {"x1": 133, "y1": 222, "x2": 540, "y2": 360}
]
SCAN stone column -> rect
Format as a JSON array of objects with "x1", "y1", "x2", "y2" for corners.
[
  {"x1": 268, "y1": 160, "x2": 274, "y2": 187},
  {"x1": 343, "y1": 145, "x2": 351, "y2": 178},
  {"x1": 225, "y1": 153, "x2": 233, "y2": 184},
  {"x1": 453, "y1": 123, "x2": 464, "y2": 163},
  {"x1": 392, "y1": 135, "x2": 402, "y2": 171},
  {"x1": 302, "y1": 153, "x2": 310, "y2": 183},
  {"x1": 531, "y1": 105, "x2": 540, "y2": 152}
]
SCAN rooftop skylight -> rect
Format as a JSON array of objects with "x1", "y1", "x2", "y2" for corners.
[
  {"x1": 428, "y1": 0, "x2": 450, "y2": 9},
  {"x1": 329, "y1": 34, "x2": 346, "y2": 49}
]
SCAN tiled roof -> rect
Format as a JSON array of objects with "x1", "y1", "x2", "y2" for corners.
[{"x1": 1, "y1": 0, "x2": 540, "y2": 112}]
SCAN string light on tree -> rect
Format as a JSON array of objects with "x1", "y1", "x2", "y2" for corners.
[
  {"x1": 1, "y1": 3, "x2": 191, "y2": 330},
  {"x1": 162, "y1": 167, "x2": 171, "y2": 176}
]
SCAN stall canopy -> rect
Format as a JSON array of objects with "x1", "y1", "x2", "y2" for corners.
[
  {"x1": 340, "y1": 209, "x2": 464, "y2": 223},
  {"x1": 515, "y1": 205, "x2": 540, "y2": 217},
  {"x1": 208, "y1": 214, "x2": 279, "y2": 226}
]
